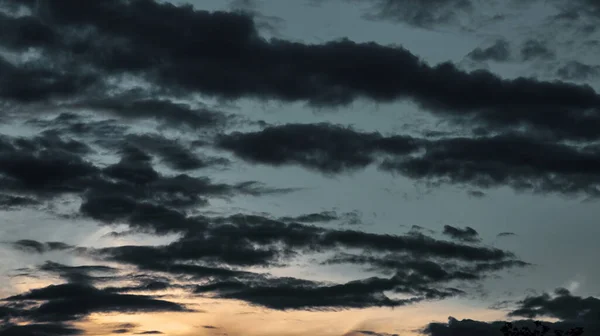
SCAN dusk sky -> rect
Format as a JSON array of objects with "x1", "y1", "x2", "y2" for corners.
[{"x1": 1, "y1": 0, "x2": 600, "y2": 335}]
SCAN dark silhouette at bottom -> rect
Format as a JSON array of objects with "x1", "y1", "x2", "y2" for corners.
[{"x1": 501, "y1": 321, "x2": 584, "y2": 336}]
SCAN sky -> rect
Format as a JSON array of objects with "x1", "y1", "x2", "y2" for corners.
[{"x1": 0, "y1": 0, "x2": 600, "y2": 335}]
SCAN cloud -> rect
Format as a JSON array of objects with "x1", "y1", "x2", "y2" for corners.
[
  {"x1": 424, "y1": 289, "x2": 600, "y2": 335},
  {"x1": 551, "y1": 0, "x2": 600, "y2": 22},
  {"x1": 380, "y1": 134, "x2": 600, "y2": 197},
  {"x1": 0, "y1": 55, "x2": 100, "y2": 104},
  {"x1": 467, "y1": 190, "x2": 486, "y2": 198},
  {"x1": 3, "y1": 1, "x2": 600, "y2": 142},
  {"x1": 0, "y1": 193, "x2": 39, "y2": 209},
  {"x1": 2, "y1": 283, "x2": 188, "y2": 322},
  {"x1": 324, "y1": 253, "x2": 528, "y2": 280},
  {"x1": 520, "y1": 39, "x2": 555, "y2": 61},
  {"x1": 556, "y1": 61, "x2": 600, "y2": 81},
  {"x1": 140, "y1": 213, "x2": 511, "y2": 262},
  {"x1": 497, "y1": 232, "x2": 517, "y2": 237},
  {"x1": 341, "y1": 0, "x2": 474, "y2": 28},
  {"x1": 104, "y1": 280, "x2": 172, "y2": 294},
  {"x1": 37, "y1": 261, "x2": 118, "y2": 285},
  {"x1": 509, "y1": 288, "x2": 600, "y2": 322},
  {"x1": 0, "y1": 0, "x2": 594, "y2": 330},
  {"x1": 135, "y1": 332, "x2": 163, "y2": 335},
  {"x1": 424, "y1": 316, "x2": 595, "y2": 336},
  {"x1": 217, "y1": 123, "x2": 420, "y2": 174},
  {"x1": 0, "y1": 136, "x2": 100, "y2": 196},
  {"x1": 0, "y1": 131, "x2": 294, "y2": 235},
  {"x1": 6, "y1": 233, "x2": 515, "y2": 312},
  {"x1": 219, "y1": 124, "x2": 600, "y2": 197},
  {"x1": 228, "y1": 0, "x2": 285, "y2": 36},
  {"x1": 280, "y1": 210, "x2": 363, "y2": 225},
  {"x1": 73, "y1": 212, "x2": 522, "y2": 310},
  {"x1": 280, "y1": 211, "x2": 340, "y2": 223},
  {"x1": 10, "y1": 241, "x2": 73, "y2": 254},
  {"x1": 194, "y1": 275, "x2": 429, "y2": 310},
  {"x1": 0, "y1": 322, "x2": 82, "y2": 336},
  {"x1": 73, "y1": 97, "x2": 230, "y2": 130},
  {"x1": 115, "y1": 133, "x2": 229, "y2": 171},
  {"x1": 354, "y1": 331, "x2": 398, "y2": 336},
  {"x1": 467, "y1": 39, "x2": 511, "y2": 62},
  {"x1": 442, "y1": 225, "x2": 480, "y2": 243}
]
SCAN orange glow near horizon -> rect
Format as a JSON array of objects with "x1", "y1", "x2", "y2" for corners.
[
  {"x1": 0, "y1": 260, "x2": 510, "y2": 336},
  {"x1": 71, "y1": 297, "x2": 507, "y2": 336}
]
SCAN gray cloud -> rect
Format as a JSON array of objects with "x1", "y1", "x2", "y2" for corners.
[
  {"x1": 556, "y1": 61, "x2": 600, "y2": 81},
  {"x1": 467, "y1": 39, "x2": 511, "y2": 62},
  {"x1": 442, "y1": 225, "x2": 480, "y2": 243},
  {"x1": 520, "y1": 39, "x2": 555, "y2": 61}
]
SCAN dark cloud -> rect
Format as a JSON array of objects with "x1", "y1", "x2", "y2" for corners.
[
  {"x1": 219, "y1": 124, "x2": 600, "y2": 197},
  {"x1": 121, "y1": 133, "x2": 229, "y2": 171},
  {"x1": 28, "y1": 113, "x2": 128, "y2": 144},
  {"x1": 407, "y1": 225, "x2": 436, "y2": 236},
  {"x1": 355, "y1": 331, "x2": 398, "y2": 336},
  {"x1": 2, "y1": 283, "x2": 188, "y2": 322},
  {"x1": 79, "y1": 163, "x2": 295, "y2": 234},
  {"x1": 280, "y1": 211, "x2": 340, "y2": 223},
  {"x1": 135, "y1": 332, "x2": 163, "y2": 335},
  {"x1": 0, "y1": 0, "x2": 594, "y2": 329},
  {"x1": 423, "y1": 316, "x2": 595, "y2": 336},
  {"x1": 10, "y1": 241, "x2": 73, "y2": 254},
  {"x1": 467, "y1": 39, "x2": 511, "y2": 62},
  {"x1": 442, "y1": 225, "x2": 480, "y2": 243},
  {"x1": 509, "y1": 288, "x2": 600, "y2": 322},
  {"x1": 279, "y1": 210, "x2": 363, "y2": 225},
  {"x1": 217, "y1": 123, "x2": 419, "y2": 173},
  {"x1": 380, "y1": 134, "x2": 600, "y2": 197},
  {"x1": 0, "y1": 55, "x2": 100, "y2": 104},
  {"x1": 0, "y1": 131, "x2": 293, "y2": 236},
  {"x1": 497, "y1": 232, "x2": 517, "y2": 237},
  {"x1": 104, "y1": 280, "x2": 172, "y2": 294},
  {"x1": 78, "y1": 212, "x2": 522, "y2": 310},
  {"x1": 0, "y1": 193, "x2": 39, "y2": 209},
  {"x1": 37, "y1": 261, "x2": 118, "y2": 285},
  {"x1": 0, "y1": 323, "x2": 82, "y2": 336},
  {"x1": 3, "y1": 207, "x2": 509, "y2": 312},
  {"x1": 113, "y1": 323, "x2": 139, "y2": 330},
  {"x1": 12, "y1": 262, "x2": 113, "y2": 288},
  {"x1": 73, "y1": 97, "x2": 230, "y2": 130},
  {"x1": 520, "y1": 39, "x2": 555, "y2": 61},
  {"x1": 324, "y1": 253, "x2": 528, "y2": 280},
  {"x1": 424, "y1": 317, "x2": 520, "y2": 336},
  {"x1": 3, "y1": 1, "x2": 600, "y2": 142},
  {"x1": 0, "y1": 132, "x2": 92, "y2": 156},
  {"x1": 423, "y1": 289, "x2": 600, "y2": 335},
  {"x1": 0, "y1": 12, "x2": 58, "y2": 50},
  {"x1": 196, "y1": 214, "x2": 510, "y2": 262},
  {"x1": 228, "y1": 0, "x2": 285, "y2": 36},
  {"x1": 194, "y1": 275, "x2": 430, "y2": 310},
  {"x1": 0, "y1": 142, "x2": 99, "y2": 196}
]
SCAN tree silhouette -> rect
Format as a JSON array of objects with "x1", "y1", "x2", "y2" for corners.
[{"x1": 501, "y1": 321, "x2": 584, "y2": 336}]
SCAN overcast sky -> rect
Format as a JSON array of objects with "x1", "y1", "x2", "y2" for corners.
[{"x1": 1, "y1": 0, "x2": 600, "y2": 335}]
